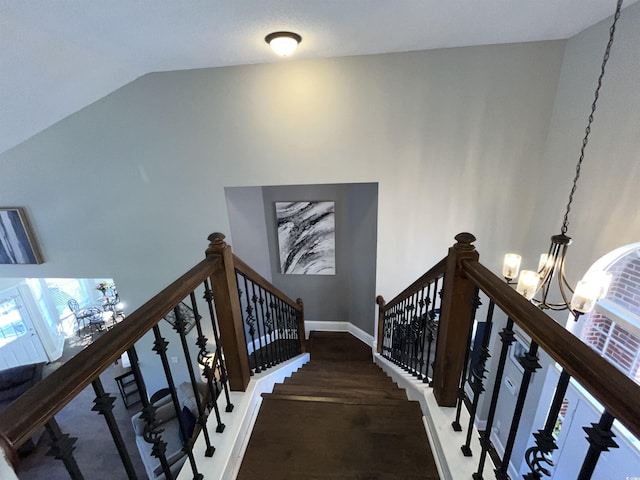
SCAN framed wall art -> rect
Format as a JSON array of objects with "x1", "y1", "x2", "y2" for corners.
[
  {"x1": 275, "y1": 201, "x2": 335, "y2": 275},
  {"x1": 0, "y1": 207, "x2": 43, "y2": 264}
]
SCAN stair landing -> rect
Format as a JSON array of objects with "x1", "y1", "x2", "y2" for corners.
[{"x1": 236, "y1": 331, "x2": 440, "y2": 480}]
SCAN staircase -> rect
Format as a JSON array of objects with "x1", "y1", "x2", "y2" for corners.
[{"x1": 237, "y1": 331, "x2": 440, "y2": 480}]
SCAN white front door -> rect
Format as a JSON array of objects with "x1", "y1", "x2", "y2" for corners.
[{"x1": 0, "y1": 287, "x2": 48, "y2": 369}]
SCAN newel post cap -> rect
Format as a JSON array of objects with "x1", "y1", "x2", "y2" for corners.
[
  {"x1": 453, "y1": 232, "x2": 477, "y2": 251},
  {"x1": 206, "y1": 232, "x2": 228, "y2": 256}
]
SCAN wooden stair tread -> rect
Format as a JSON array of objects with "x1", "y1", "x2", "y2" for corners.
[
  {"x1": 272, "y1": 383, "x2": 408, "y2": 399},
  {"x1": 237, "y1": 331, "x2": 440, "y2": 480}
]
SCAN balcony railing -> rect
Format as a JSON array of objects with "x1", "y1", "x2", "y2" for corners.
[
  {"x1": 0, "y1": 233, "x2": 305, "y2": 479},
  {"x1": 377, "y1": 233, "x2": 640, "y2": 479}
]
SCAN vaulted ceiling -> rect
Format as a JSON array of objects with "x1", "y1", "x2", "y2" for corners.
[{"x1": 1, "y1": 0, "x2": 636, "y2": 155}]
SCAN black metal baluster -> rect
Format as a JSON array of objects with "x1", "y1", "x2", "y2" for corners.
[
  {"x1": 45, "y1": 417, "x2": 83, "y2": 480},
  {"x1": 382, "y1": 308, "x2": 392, "y2": 359},
  {"x1": 127, "y1": 345, "x2": 173, "y2": 479},
  {"x1": 426, "y1": 278, "x2": 441, "y2": 385},
  {"x1": 203, "y1": 279, "x2": 233, "y2": 412},
  {"x1": 289, "y1": 304, "x2": 300, "y2": 354},
  {"x1": 524, "y1": 369, "x2": 571, "y2": 479},
  {"x1": 577, "y1": 410, "x2": 618, "y2": 480},
  {"x1": 452, "y1": 289, "x2": 481, "y2": 433},
  {"x1": 409, "y1": 289, "x2": 422, "y2": 376},
  {"x1": 495, "y1": 341, "x2": 542, "y2": 480},
  {"x1": 190, "y1": 291, "x2": 226, "y2": 434},
  {"x1": 250, "y1": 280, "x2": 267, "y2": 371},
  {"x1": 460, "y1": 300, "x2": 495, "y2": 456},
  {"x1": 407, "y1": 292, "x2": 419, "y2": 375},
  {"x1": 151, "y1": 324, "x2": 203, "y2": 480},
  {"x1": 473, "y1": 317, "x2": 516, "y2": 480},
  {"x1": 171, "y1": 302, "x2": 217, "y2": 456},
  {"x1": 420, "y1": 282, "x2": 433, "y2": 383},
  {"x1": 415, "y1": 287, "x2": 427, "y2": 380},
  {"x1": 277, "y1": 298, "x2": 290, "y2": 360},
  {"x1": 258, "y1": 286, "x2": 275, "y2": 367},
  {"x1": 267, "y1": 293, "x2": 282, "y2": 365},
  {"x1": 92, "y1": 377, "x2": 138, "y2": 479},
  {"x1": 240, "y1": 274, "x2": 260, "y2": 373},
  {"x1": 287, "y1": 302, "x2": 297, "y2": 356}
]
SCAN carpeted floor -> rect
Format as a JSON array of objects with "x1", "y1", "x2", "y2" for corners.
[{"x1": 15, "y1": 335, "x2": 147, "y2": 480}]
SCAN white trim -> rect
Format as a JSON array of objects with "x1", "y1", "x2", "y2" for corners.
[
  {"x1": 304, "y1": 320, "x2": 375, "y2": 348},
  {"x1": 374, "y1": 353, "x2": 491, "y2": 480},
  {"x1": 178, "y1": 353, "x2": 310, "y2": 480}
]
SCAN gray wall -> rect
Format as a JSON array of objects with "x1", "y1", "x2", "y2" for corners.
[
  {"x1": 259, "y1": 183, "x2": 378, "y2": 334},
  {"x1": 0, "y1": 39, "x2": 568, "y2": 390}
]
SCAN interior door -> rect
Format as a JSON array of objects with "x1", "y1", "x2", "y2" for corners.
[{"x1": 0, "y1": 287, "x2": 48, "y2": 369}]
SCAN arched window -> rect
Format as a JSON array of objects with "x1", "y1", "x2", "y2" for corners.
[{"x1": 572, "y1": 244, "x2": 640, "y2": 384}]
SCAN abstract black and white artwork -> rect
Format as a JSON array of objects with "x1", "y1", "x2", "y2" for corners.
[
  {"x1": 276, "y1": 201, "x2": 335, "y2": 275},
  {"x1": 0, "y1": 208, "x2": 43, "y2": 264}
]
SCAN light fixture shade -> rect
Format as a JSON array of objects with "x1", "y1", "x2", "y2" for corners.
[
  {"x1": 570, "y1": 280, "x2": 600, "y2": 313},
  {"x1": 516, "y1": 270, "x2": 541, "y2": 300},
  {"x1": 265, "y1": 31, "x2": 302, "y2": 56},
  {"x1": 582, "y1": 271, "x2": 613, "y2": 299},
  {"x1": 503, "y1": 253, "x2": 522, "y2": 279}
]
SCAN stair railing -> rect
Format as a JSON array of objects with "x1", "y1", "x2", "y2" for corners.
[
  {"x1": 377, "y1": 233, "x2": 640, "y2": 479},
  {"x1": 0, "y1": 232, "x2": 305, "y2": 480}
]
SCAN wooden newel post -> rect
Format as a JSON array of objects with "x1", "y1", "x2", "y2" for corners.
[
  {"x1": 296, "y1": 298, "x2": 306, "y2": 353},
  {"x1": 432, "y1": 232, "x2": 479, "y2": 407},
  {"x1": 205, "y1": 233, "x2": 251, "y2": 392},
  {"x1": 376, "y1": 295, "x2": 386, "y2": 354}
]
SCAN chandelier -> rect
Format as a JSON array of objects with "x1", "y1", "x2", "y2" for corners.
[{"x1": 502, "y1": 0, "x2": 624, "y2": 320}]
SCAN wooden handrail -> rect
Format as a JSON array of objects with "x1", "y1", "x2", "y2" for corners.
[
  {"x1": 0, "y1": 255, "x2": 221, "y2": 454},
  {"x1": 382, "y1": 257, "x2": 447, "y2": 311},
  {"x1": 233, "y1": 254, "x2": 302, "y2": 312},
  {"x1": 461, "y1": 258, "x2": 640, "y2": 439}
]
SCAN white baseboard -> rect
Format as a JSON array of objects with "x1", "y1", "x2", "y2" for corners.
[
  {"x1": 178, "y1": 353, "x2": 310, "y2": 480},
  {"x1": 304, "y1": 320, "x2": 375, "y2": 349}
]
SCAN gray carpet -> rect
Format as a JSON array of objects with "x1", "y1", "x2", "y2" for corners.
[{"x1": 15, "y1": 335, "x2": 148, "y2": 480}]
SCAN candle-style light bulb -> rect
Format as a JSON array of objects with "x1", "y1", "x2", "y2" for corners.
[{"x1": 503, "y1": 254, "x2": 522, "y2": 280}]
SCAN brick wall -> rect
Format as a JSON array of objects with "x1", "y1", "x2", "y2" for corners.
[{"x1": 580, "y1": 249, "x2": 640, "y2": 384}]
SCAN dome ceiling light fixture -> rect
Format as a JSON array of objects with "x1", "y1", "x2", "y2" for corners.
[
  {"x1": 502, "y1": 0, "x2": 624, "y2": 321},
  {"x1": 265, "y1": 31, "x2": 302, "y2": 57}
]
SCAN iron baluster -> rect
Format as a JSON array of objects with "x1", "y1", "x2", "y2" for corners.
[
  {"x1": 250, "y1": 280, "x2": 267, "y2": 371},
  {"x1": 577, "y1": 410, "x2": 618, "y2": 479},
  {"x1": 268, "y1": 294, "x2": 283, "y2": 364},
  {"x1": 494, "y1": 341, "x2": 542, "y2": 480},
  {"x1": 473, "y1": 317, "x2": 516, "y2": 480},
  {"x1": 91, "y1": 377, "x2": 138, "y2": 479},
  {"x1": 461, "y1": 300, "x2": 495, "y2": 456},
  {"x1": 190, "y1": 291, "x2": 226, "y2": 436},
  {"x1": 44, "y1": 417, "x2": 83, "y2": 480},
  {"x1": 524, "y1": 369, "x2": 571, "y2": 479},
  {"x1": 202, "y1": 279, "x2": 233, "y2": 412},
  {"x1": 127, "y1": 346, "x2": 173, "y2": 479},
  {"x1": 240, "y1": 274, "x2": 260, "y2": 373},
  {"x1": 151, "y1": 324, "x2": 203, "y2": 480},
  {"x1": 427, "y1": 278, "x2": 444, "y2": 385},
  {"x1": 421, "y1": 282, "x2": 434, "y2": 383},
  {"x1": 171, "y1": 302, "x2": 217, "y2": 456},
  {"x1": 259, "y1": 286, "x2": 275, "y2": 367},
  {"x1": 415, "y1": 286, "x2": 428, "y2": 380},
  {"x1": 452, "y1": 289, "x2": 481, "y2": 433}
]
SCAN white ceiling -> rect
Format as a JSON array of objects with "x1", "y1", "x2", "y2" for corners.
[{"x1": 1, "y1": 0, "x2": 635, "y2": 155}]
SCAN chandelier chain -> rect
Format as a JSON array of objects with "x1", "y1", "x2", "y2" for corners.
[{"x1": 561, "y1": 0, "x2": 623, "y2": 236}]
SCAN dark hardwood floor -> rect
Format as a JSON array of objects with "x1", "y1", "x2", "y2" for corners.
[{"x1": 237, "y1": 331, "x2": 440, "y2": 480}]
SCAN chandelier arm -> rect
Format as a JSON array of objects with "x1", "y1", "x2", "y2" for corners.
[{"x1": 560, "y1": 0, "x2": 624, "y2": 236}]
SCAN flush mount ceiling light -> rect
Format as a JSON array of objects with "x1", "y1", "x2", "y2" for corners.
[
  {"x1": 265, "y1": 31, "x2": 302, "y2": 57},
  {"x1": 502, "y1": 0, "x2": 624, "y2": 320}
]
